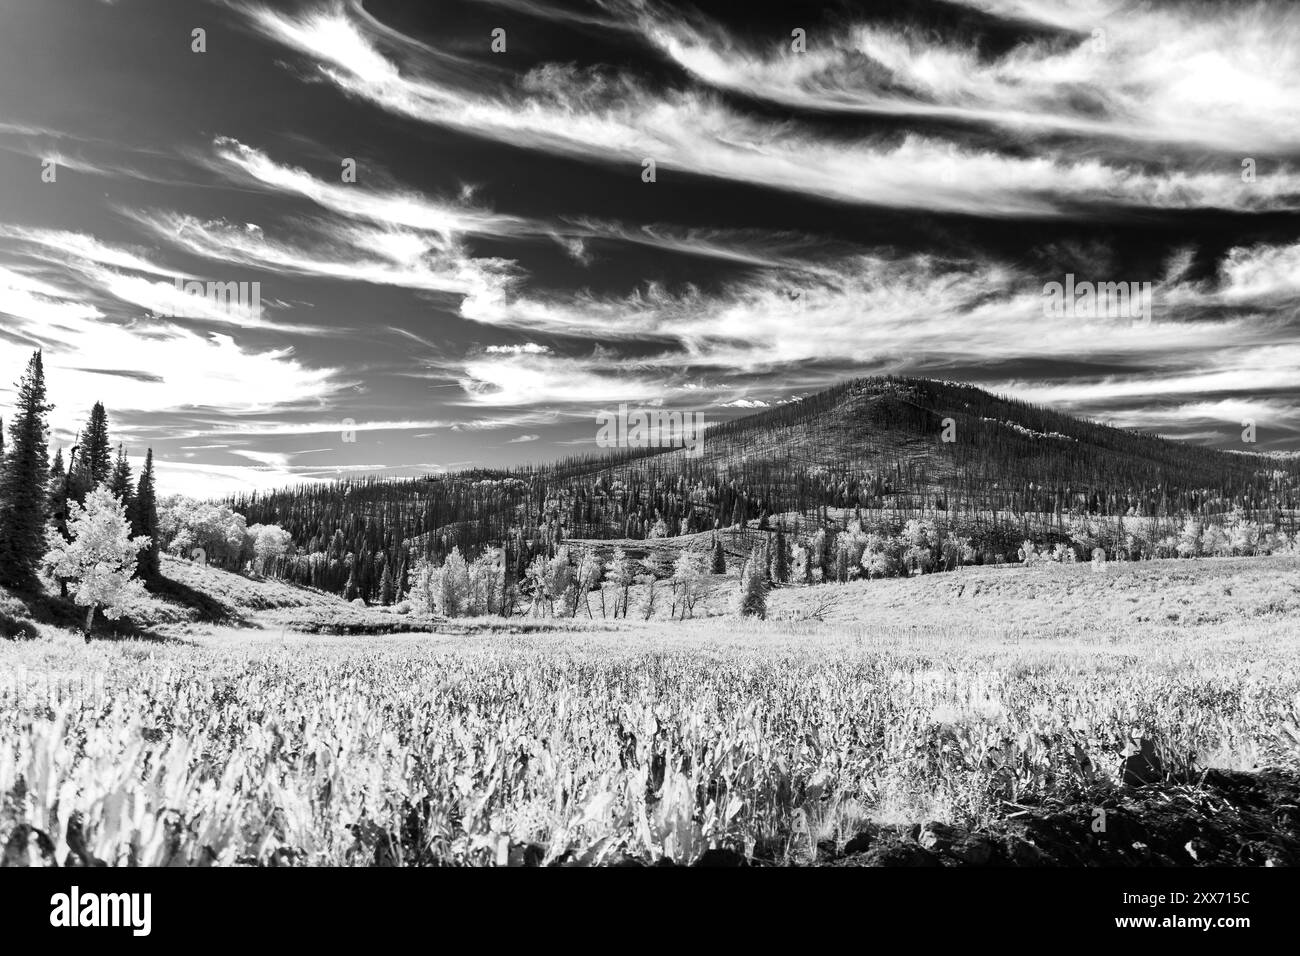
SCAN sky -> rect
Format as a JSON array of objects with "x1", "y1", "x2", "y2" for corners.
[{"x1": 1, "y1": 0, "x2": 1298, "y2": 499}]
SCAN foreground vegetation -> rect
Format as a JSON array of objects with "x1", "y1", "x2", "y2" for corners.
[{"x1": 2, "y1": 556, "x2": 1298, "y2": 866}]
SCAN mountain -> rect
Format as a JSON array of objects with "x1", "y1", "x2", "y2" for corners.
[
  {"x1": 229, "y1": 377, "x2": 1300, "y2": 600},
  {"x1": 643, "y1": 377, "x2": 1290, "y2": 505}
]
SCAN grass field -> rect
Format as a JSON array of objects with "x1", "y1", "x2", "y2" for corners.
[{"x1": 2, "y1": 556, "x2": 1299, "y2": 866}]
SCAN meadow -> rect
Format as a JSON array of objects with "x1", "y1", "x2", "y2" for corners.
[{"x1": 2, "y1": 557, "x2": 1298, "y2": 866}]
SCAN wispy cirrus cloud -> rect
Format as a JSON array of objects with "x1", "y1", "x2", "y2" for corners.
[
  {"x1": 235, "y1": 3, "x2": 1299, "y2": 217},
  {"x1": 207, "y1": 136, "x2": 531, "y2": 240},
  {"x1": 615, "y1": 0, "x2": 1300, "y2": 153},
  {"x1": 447, "y1": 233, "x2": 1300, "y2": 443},
  {"x1": 131, "y1": 209, "x2": 518, "y2": 303},
  {"x1": 4, "y1": 0, "x2": 1297, "y2": 499}
]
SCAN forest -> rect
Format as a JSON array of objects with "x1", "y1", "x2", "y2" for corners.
[{"x1": 225, "y1": 377, "x2": 1300, "y2": 607}]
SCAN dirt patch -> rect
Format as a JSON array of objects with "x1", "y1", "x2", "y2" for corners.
[
  {"x1": 484, "y1": 769, "x2": 1300, "y2": 867},
  {"x1": 828, "y1": 769, "x2": 1300, "y2": 867}
]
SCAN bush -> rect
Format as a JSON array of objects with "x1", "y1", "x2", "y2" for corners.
[{"x1": 0, "y1": 606, "x2": 39, "y2": 640}]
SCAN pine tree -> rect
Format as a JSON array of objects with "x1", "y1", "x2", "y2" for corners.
[
  {"x1": 773, "y1": 526, "x2": 789, "y2": 584},
  {"x1": 0, "y1": 351, "x2": 52, "y2": 590},
  {"x1": 739, "y1": 549, "x2": 768, "y2": 619},
  {"x1": 76, "y1": 402, "x2": 112, "y2": 490},
  {"x1": 131, "y1": 449, "x2": 160, "y2": 581},
  {"x1": 46, "y1": 447, "x2": 78, "y2": 598},
  {"x1": 710, "y1": 535, "x2": 726, "y2": 574},
  {"x1": 379, "y1": 562, "x2": 395, "y2": 605},
  {"x1": 48, "y1": 448, "x2": 66, "y2": 516},
  {"x1": 64, "y1": 437, "x2": 91, "y2": 505},
  {"x1": 394, "y1": 552, "x2": 408, "y2": 602},
  {"x1": 108, "y1": 444, "x2": 133, "y2": 507}
]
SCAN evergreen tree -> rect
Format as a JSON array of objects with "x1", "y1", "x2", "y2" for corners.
[
  {"x1": 379, "y1": 562, "x2": 395, "y2": 605},
  {"x1": 131, "y1": 448, "x2": 160, "y2": 581},
  {"x1": 64, "y1": 437, "x2": 92, "y2": 505},
  {"x1": 730, "y1": 497, "x2": 745, "y2": 529},
  {"x1": 710, "y1": 535, "x2": 726, "y2": 574},
  {"x1": 76, "y1": 402, "x2": 112, "y2": 490},
  {"x1": 0, "y1": 351, "x2": 52, "y2": 590},
  {"x1": 773, "y1": 526, "x2": 789, "y2": 584},
  {"x1": 46, "y1": 447, "x2": 77, "y2": 597},
  {"x1": 108, "y1": 444, "x2": 133, "y2": 506},
  {"x1": 48, "y1": 448, "x2": 66, "y2": 514},
  {"x1": 394, "y1": 552, "x2": 408, "y2": 602},
  {"x1": 739, "y1": 549, "x2": 768, "y2": 619}
]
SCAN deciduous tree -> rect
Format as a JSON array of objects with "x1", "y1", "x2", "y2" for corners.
[{"x1": 42, "y1": 485, "x2": 150, "y2": 638}]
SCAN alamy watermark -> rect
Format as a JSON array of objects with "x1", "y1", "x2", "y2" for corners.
[
  {"x1": 1042, "y1": 273, "x2": 1152, "y2": 326},
  {"x1": 170, "y1": 276, "x2": 262, "y2": 320},
  {"x1": 595, "y1": 404, "x2": 705, "y2": 458},
  {"x1": 50, "y1": 886, "x2": 151, "y2": 936}
]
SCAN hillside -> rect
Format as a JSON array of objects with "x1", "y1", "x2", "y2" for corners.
[
  {"x1": 670, "y1": 378, "x2": 1283, "y2": 492},
  {"x1": 229, "y1": 377, "x2": 1300, "y2": 602},
  {"x1": 0, "y1": 555, "x2": 625, "y2": 641},
  {"x1": 0, "y1": 555, "x2": 348, "y2": 641}
]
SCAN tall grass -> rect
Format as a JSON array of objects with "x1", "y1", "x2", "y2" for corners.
[{"x1": 2, "y1": 618, "x2": 1298, "y2": 866}]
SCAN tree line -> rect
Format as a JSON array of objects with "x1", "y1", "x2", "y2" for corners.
[{"x1": 0, "y1": 351, "x2": 161, "y2": 632}]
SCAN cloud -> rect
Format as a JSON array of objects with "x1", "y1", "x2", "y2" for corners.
[
  {"x1": 209, "y1": 137, "x2": 530, "y2": 239},
  {"x1": 205, "y1": 138, "x2": 826, "y2": 276},
  {"x1": 443, "y1": 233, "x2": 1300, "y2": 445},
  {"x1": 0, "y1": 259, "x2": 348, "y2": 451},
  {"x1": 141, "y1": 456, "x2": 328, "y2": 500},
  {"x1": 131, "y1": 210, "x2": 517, "y2": 304},
  {"x1": 237, "y1": 3, "x2": 1300, "y2": 217},
  {"x1": 0, "y1": 225, "x2": 313, "y2": 332},
  {"x1": 623, "y1": 0, "x2": 1300, "y2": 153},
  {"x1": 484, "y1": 342, "x2": 551, "y2": 354}
]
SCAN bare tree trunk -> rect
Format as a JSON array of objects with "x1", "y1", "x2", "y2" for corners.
[{"x1": 84, "y1": 604, "x2": 95, "y2": 642}]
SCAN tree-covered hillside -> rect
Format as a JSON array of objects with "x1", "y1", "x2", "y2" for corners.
[{"x1": 229, "y1": 377, "x2": 1300, "y2": 602}]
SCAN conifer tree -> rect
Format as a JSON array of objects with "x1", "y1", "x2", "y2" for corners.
[
  {"x1": 710, "y1": 535, "x2": 726, "y2": 574},
  {"x1": 77, "y1": 402, "x2": 112, "y2": 489},
  {"x1": 64, "y1": 437, "x2": 91, "y2": 505},
  {"x1": 730, "y1": 497, "x2": 745, "y2": 529},
  {"x1": 48, "y1": 448, "x2": 66, "y2": 513},
  {"x1": 773, "y1": 525, "x2": 789, "y2": 584},
  {"x1": 0, "y1": 352, "x2": 52, "y2": 590},
  {"x1": 739, "y1": 549, "x2": 768, "y2": 619},
  {"x1": 131, "y1": 449, "x2": 160, "y2": 581},
  {"x1": 109, "y1": 444, "x2": 134, "y2": 509},
  {"x1": 46, "y1": 446, "x2": 77, "y2": 597}
]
